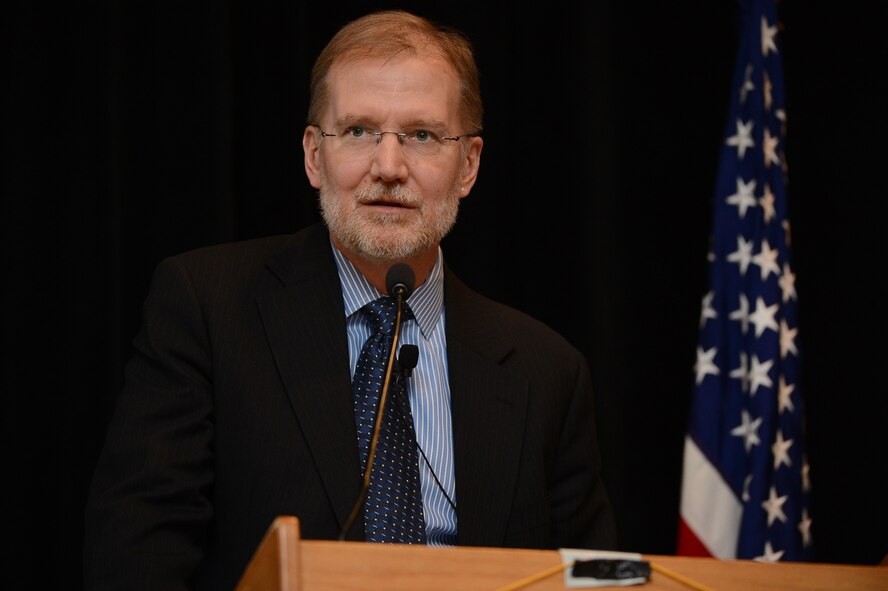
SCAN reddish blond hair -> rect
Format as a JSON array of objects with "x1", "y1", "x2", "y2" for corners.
[{"x1": 308, "y1": 10, "x2": 483, "y2": 134}]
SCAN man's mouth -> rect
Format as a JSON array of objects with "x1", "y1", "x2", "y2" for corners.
[
  {"x1": 359, "y1": 195, "x2": 417, "y2": 211},
  {"x1": 366, "y1": 198, "x2": 406, "y2": 207},
  {"x1": 355, "y1": 183, "x2": 422, "y2": 210}
]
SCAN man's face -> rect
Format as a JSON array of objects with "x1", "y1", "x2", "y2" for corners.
[{"x1": 303, "y1": 52, "x2": 482, "y2": 263}]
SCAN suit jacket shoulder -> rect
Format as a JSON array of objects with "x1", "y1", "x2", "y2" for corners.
[{"x1": 166, "y1": 223, "x2": 333, "y2": 293}]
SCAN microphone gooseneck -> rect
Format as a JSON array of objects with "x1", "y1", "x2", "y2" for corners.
[{"x1": 338, "y1": 263, "x2": 417, "y2": 542}]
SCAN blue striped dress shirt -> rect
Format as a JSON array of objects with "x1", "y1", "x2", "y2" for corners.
[{"x1": 331, "y1": 243, "x2": 457, "y2": 546}]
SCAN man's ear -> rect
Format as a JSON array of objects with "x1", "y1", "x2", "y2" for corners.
[
  {"x1": 457, "y1": 136, "x2": 483, "y2": 197},
  {"x1": 303, "y1": 126, "x2": 323, "y2": 189}
]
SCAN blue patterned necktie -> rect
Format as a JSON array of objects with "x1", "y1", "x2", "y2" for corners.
[{"x1": 352, "y1": 295, "x2": 426, "y2": 544}]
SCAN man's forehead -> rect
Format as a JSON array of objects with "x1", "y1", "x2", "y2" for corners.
[
  {"x1": 323, "y1": 53, "x2": 462, "y2": 125},
  {"x1": 328, "y1": 50, "x2": 456, "y2": 83}
]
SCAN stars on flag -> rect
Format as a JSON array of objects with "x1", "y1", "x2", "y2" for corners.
[
  {"x1": 779, "y1": 264, "x2": 797, "y2": 302},
  {"x1": 726, "y1": 119, "x2": 755, "y2": 158},
  {"x1": 727, "y1": 236, "x2": 755, "y2": 276},
  {"x1": 772, "y1": 431, "x2": 794, "y2": 469},
  {"x1": 726, "y1": 177, "x2": 758, "y2": 218},
  {"x1": 778, "y1": 376, "x2": 796, "y2": 413},
  {"x1": 780, "y1": 320, "x2": 798, "y2": 359},
  {"x1": 731, "y1": 409, "x2": 763, "y2": 452},
  {"x1": 761, "y1": 16, "x2": 778, "y2": 57},
  {"x1": 740, "y1": 64, "x2": 755, "y2": 104},
  {"x1": 761, "y1": 486, "x2": 788, "y2": 526},
  {"x1": 729, "y1": 293, "x2": 751, "y2": 334},
  {"x1": 764, "y1": 128, "x2": 781, "y2": 168},
  {"x1": 699, "y1": 291, "x2": 718, "y2": 328},
  {"x1": 680, "y1": 0, "x2": 812, "y2": 563},
  {"x1": 755, "y1": 541, "x2": 785, "y2": 563},
  {"x1": 764, "y1": 71, "x2": 774, "y2": 111},
  {"x1": 751, "y1": 240, "x2": 780, "y2": 281},
  {"x1": 729, "y1": 351, "x2": 750, "y2": 393},
  {"x1": 759, "y1": 184, "x2": 776, "y2": 223},
  {"x1": 798, "y1": 510, "x2": 813, "y2": 547},
  {"x1": 749, "y1": 296, "x2": 779, "y2": 337},
  {"x1": 748, "y1": 354, "x2": 774, "y2": 396},
  {"x1": 694, "y1": 346, "x2": 720, "y2": 385}
]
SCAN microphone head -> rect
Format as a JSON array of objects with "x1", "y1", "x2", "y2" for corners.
[
  {"x1": 386, "y1": 263, "x2": 415, "y2": 298},
  {"x1": 398, "y1": 344, "x2": 419, "y2": 371}
]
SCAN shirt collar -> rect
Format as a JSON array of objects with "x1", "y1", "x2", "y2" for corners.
[{"x1": 330, "y1": 241, "x2": 444, "y2": 339}]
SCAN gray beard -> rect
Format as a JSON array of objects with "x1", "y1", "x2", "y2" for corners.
[{"x1": 318, "y1": 181, "x2": 460, "y2": 262}]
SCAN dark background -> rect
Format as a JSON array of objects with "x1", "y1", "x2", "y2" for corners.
[{"x1": 3, "y1": 1, "x2": 886, "y2": 588}]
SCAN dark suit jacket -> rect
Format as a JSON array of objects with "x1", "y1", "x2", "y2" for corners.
[{"x1": 84, "y1": 222, "x2": 615, "y2": 590}]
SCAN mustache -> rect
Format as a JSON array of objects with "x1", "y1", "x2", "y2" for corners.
[{"x1": 355, "y1": 183, "x2": 422, "y2": 207}]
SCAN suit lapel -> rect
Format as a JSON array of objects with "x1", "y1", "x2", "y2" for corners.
[
  {"x1": 445, "y1": 270, "x2": 528, "y2": 547},
  {"x1": 254, "y1": 237, "x2": 529, "y2": 545},
  {"x1": 256, "y1": 224, "x2": 364, "y2": 539}
]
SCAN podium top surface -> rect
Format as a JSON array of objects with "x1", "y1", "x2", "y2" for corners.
[
  {"x1": 301, "y1": 540, "x2": 888, "y2": 591},
  {"x1": 236, "y1": 517, "x2": 888, "y2": 591}
]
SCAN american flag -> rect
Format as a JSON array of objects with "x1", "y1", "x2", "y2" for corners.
[{"x1": 677, "y1": 0, "x2": 813, "y2": 562}]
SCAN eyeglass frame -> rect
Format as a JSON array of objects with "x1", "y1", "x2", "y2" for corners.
[{"x1": 308, "y1": 123, "x2": 479, "y2": 150}]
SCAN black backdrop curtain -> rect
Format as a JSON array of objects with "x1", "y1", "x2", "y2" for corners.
[{"x1": 3, "y1": 1, "x2": 886, "y2": 587}]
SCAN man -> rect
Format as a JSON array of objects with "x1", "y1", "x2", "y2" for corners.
[{"x1": 84, "y1": 10, "x2": 616, "y2": 590}]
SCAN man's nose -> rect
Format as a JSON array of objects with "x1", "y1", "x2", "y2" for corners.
[{"x1": 369, "y1": 133, "x2": 409, "y2": 183}]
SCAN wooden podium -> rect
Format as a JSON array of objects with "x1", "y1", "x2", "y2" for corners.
[{"x1": 235, "y1": 516, "x2": 888, "y2": 591}]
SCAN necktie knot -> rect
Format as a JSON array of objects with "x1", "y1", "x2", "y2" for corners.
[{"x1": 363, "y1": 296, "x2": 414, "y2": 336}]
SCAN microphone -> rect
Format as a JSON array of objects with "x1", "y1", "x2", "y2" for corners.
[
  {"x1": 338, "y1": 263, "x2": 416, "y2": 541},
  {"x1": 398, "y1": 344, "x2": 419, "y2": 378},
  {"x1": 385, "y1": 262, "x2": 415, "y2": 299}
]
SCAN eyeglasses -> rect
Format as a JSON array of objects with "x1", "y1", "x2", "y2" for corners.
[{"x1": 311, "y1": 124, "x2": 477, "y2": 159}]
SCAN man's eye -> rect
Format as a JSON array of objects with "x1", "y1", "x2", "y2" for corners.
[
  {"x1": 345, "y1": 126, "x2": 367, "y2": 138},
  {"x1": 412, "y1": 130, "x2": 433, "y2": 143}
]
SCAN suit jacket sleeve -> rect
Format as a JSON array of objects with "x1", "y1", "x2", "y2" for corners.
[{"x1": 84, "y1": 255, "x2": 214, "y2": 590}]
